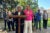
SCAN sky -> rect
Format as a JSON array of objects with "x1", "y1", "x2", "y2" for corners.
[{"x1": 38, "y1": 0, "x2": 50, "y2": 9}]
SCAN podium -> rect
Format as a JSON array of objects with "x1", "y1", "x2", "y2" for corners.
[{"x1": 9, "y1": 15, "x2": 26, "y2": 33}]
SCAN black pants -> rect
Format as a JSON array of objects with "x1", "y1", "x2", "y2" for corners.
[
  {"x1": 12, "y1": 20, "x2": 16, "y2": 30},
  {"x1": 4, "y1": 20, "x2": 7, "y2": 29},
  {"x1": 20, "y1": 25, "x2": 24, "y2": 33},
  {"x1": 36, "y1": 20, "x2": 41, "y2": 29},
  {"x1": 7, "y1": 21, "x2": 14, "y2": 31},
  {"x1": 43, "y1": 20, "x2": 47, "y2": 29},
  {"x1": 16, "y1": 23, "x2": 24, "y2": 33},
  {"x1": 12, "y1": 21, "x2": 15, "y2": 30}
]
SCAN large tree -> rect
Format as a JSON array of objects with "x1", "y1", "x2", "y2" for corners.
[
  {"x1": 17, "y1": 0, "x2": 38, "y2": 12},
  {"x1": 2, "y1": 0, "x2": 19, "y2": 10},
  {"x1": 2, "y1": 0, "x2": 38, "y2": 11}
]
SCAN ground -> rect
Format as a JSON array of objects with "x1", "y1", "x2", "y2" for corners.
[
  {"x1": 0, "y1": 19, "x2": 50, "y2": 33},
  {"x1": 7, "y1": 28, "x2": 50, "y2": 33}
]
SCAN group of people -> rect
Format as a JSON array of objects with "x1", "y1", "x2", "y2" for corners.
[{"x1": 3, "y1": 5, "x2": 48, "y2": 33}]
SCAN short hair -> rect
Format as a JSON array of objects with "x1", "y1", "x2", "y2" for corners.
[
  {"x1": 38, "y1": 9, "x2": 40, "y2": 11},
  {"x1": 44, "y1": 10, "x2": 46, "y2": 11},
  {"x1": 43, "y1": 10, "x2": 47, "y2": 12},
  {"x1": 26, "y1": 5, "x2": 30, "y2": 7}
]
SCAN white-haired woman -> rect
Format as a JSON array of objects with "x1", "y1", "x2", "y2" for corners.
[
  {"x1": 14, "y1": 5, "x2": 25, "y2": 33},
  {"x1": 16, "y1": 5, "x2": 23, "y2": 11}
]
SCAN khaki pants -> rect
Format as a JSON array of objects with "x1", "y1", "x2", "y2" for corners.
[{"x1": 24, "y1": 20, "x2": 32, "y2": 33}]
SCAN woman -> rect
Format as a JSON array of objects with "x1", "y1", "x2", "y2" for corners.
[
  {"x1": 14, "y1": 5, "x2": 25, "y2": 33},
  {"x1": 7, "y1": 11, "x2": 13, "y2": 31},
  {"x1": 24, "y1": 5, "x2": 34, "y2": 33},
  {"x1": 43, "y1": 10, "x2": 48, "y2": 29}
]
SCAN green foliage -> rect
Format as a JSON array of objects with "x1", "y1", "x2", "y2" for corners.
[
  {"x1": 3, "y1": 0, "x2": 19, "y2": 11},
  {"x1": 2, "y1": 0, "x2": 38, "y2": 11},
  {"x1": 17, "y1": 0, "x2": 38, "y2": 12}
]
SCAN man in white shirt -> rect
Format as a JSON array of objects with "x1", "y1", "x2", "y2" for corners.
[{"x1": 3, "y1": 9, "x2": 8, "y2": 31}]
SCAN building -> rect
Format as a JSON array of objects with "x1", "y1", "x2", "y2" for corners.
[
  {"x1": 39, "y1": 7, "x2": 50, "y2": 18},
  {"x1": 47, "y1": 9, "x2": 50, "y2": 18}
]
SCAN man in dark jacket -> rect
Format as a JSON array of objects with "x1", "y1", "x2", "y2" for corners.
[
  {"x1": 3, "y1": 9, "x2": 8, "y2": 30},
  {"x1": 12, "y1": 9, "x2": 16, "y2": 31},
  {"x1": 35, "y1": 9, "x2": 41, "y2": 30}
]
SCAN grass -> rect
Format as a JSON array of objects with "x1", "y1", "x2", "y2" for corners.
[
  {"x1": 32, "y1": 18, "x2": 50, "y2": 27},
  {"x1": 48, "y1": 18, "x2": 50, "y2": 27}
]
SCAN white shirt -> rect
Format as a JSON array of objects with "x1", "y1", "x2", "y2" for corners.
[
  {"x1": 8, "y1": 11, "x2": 13, "y2": 21},
  {"x1": 8, "y1": 18, "x2": 13, "y2": 21},
  {"x1": 18, "y1": 12, "x2": 21, "y2": 16},
  {"x1": 43, "y1": 13, "x2": 48, "y2": 20}
]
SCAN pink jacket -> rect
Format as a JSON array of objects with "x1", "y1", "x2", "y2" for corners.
[{"x1": 24, "y1": 9, "x2": 34, "y2": 21}]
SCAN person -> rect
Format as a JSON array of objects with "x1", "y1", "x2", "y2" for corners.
[
  {"x1": 24, "y1": 5, "x2": 34, "y2": 33},
  {"x1": 7, "y1": 11, "x2": 13, "y2": 31},
  {"x1": 12, "y1": 9, "x2": 16, "y2": 31},
  {"x1": 43, "y1": 10, "x2": 48, "y2": 29},
  {"x1": 34, "y1": 13, "x2": 37, "y2": 30},
  {"x1": 3, "y1": 8, "x2": 8, "y2": 30},
  {"x1": 14, "y1": 5, "x2": 25, "y2": 33},
  {"x1": 35, "y1": 9, "x2": 41, "y2": 30}
]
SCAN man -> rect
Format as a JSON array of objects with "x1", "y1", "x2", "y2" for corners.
[
  {"x1": 35, "y1": 9, "x2": 41, "y2": 30},
  {"x1": 34, "y1": 13, "x2": 37, "y2": 30},
  {"x1": 12, "y1": 9, "x2": 16, "y2": 31},
  {"x1": 13, "y1": 5, "x2": 25, "y2": 33},
  {"x1": 43, "y1": 10, "x2": 48, "y2": 29},
  {"x1": 3, "y1": 9, "x2": 8, "y2": 30}
]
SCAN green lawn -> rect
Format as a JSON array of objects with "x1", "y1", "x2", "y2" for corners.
[
  {"x1": 48, "y1": 18, "x2": 50, "y2": 27},
  {"x1": 41, "y1": 18, "x2": 50, "y2": 27},
  {"x1": 32, "y1": 18, "x2": 50, "y2": 27}
]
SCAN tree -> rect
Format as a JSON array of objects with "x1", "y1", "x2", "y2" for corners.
[
  {"x1": 17, "y1": 0, "x2": 38, "y2": 12},
  {"x1": 1, "y1": 0, "x2": 38, "y2": 11},
  {"x1": 2, "y1": 0, "x2": 19, "y2": 10}
]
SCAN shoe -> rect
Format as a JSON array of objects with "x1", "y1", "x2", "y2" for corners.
[
  {"x1": 12, "y1": 29, "x2": 15, "y2": 31},
  {"x1": 39, "y1": 28, "x2": 41, "y2": 31},
  {"x1": 8, "y1": 29, "x2": 11, "y2": 32}
]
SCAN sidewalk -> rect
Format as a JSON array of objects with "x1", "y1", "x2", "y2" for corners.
[
  {"x1": 8, "y1": 28, "x2": 50, "y2": 33},
  {"x1": 0, "y1": 21, "x2": 50, "y2": 33}
]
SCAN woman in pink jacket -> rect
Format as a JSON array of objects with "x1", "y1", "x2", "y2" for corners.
[{"x1": 24, "y1": 5, "x2": 34, "y2": 33}]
